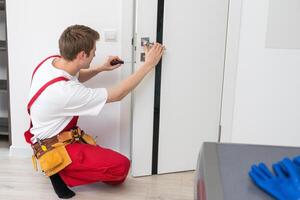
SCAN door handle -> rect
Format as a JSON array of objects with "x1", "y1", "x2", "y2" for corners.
[
  {"x1": 141, "y1": 37, "x2": 154, "y2": 47},
  {"x1": 140, "y1": 37, "x2": 154, "y2": 62}
]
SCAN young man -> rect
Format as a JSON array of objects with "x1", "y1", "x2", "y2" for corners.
[{"x1": 25, "y1": 25, "x2": 164, "y2": 199}]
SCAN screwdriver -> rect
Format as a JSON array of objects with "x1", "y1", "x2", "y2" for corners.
[
  {"x1": 109, "y1": 43, "x2": 165, "y2": 66},
  {"x1": 110, "y1": 59, "x2": 134, "y2": 65},
  {"x1": 110, "y1": 59, "x2": 124, "y2": 65}
]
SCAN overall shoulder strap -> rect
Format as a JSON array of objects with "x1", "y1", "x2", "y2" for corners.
[
  {"x1": 31, "y1": 55, "x2": 60, "y2": 80},
  {"x1": 25, "y1": 76, "x2": 69, "y2": 144},
  {"x1": 25, "y1": 55, "x2": 71, "y2": 144},
  {"x1": 27, "y1": 77, "x2": 69, "y2": 114}
]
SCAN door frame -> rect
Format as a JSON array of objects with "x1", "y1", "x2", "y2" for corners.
[
  {"x1": 219, "y1": 0, "x2": 244, "y2": 143},
  {"x1": 120, "y1": 0, "x2": 135, "y2": 159}
]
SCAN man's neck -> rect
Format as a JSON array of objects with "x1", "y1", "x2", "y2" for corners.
[{"x1": 52, "y1": 57, "x2": 80, "y2": 76}]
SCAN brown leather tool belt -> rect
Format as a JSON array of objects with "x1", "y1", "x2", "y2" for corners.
[
  {"x1": 30, "y1": 127, "x2": 97, "y2": 176},
  {"x1": 32, "y1": 135, "x2": 59, "y2": 159},
  {"x1": 31, "y1": 127, "x2": 95, "y2": 159}
]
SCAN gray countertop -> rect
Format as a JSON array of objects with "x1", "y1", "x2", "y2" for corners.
[{"x1": 196, "y1": 142, "x2": 300, "y2": 200}]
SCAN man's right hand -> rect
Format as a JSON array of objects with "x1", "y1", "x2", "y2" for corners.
[
  {"x1": 106, "y1": 42, "x2": 165, "y2": 103},
  {"x1": 144, "y1": 43, "x2": 165, "y2": 68}
]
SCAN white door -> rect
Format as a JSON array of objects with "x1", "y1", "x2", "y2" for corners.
[{"x1": 131, "y1": 0, "x2": 229, "y2": 176}]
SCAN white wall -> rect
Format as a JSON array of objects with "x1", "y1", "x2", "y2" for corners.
[
  {"x1": 6, "y1": 0, "x2": 132, "y2": 156},
  {"x1": 227, "y1": 0, "x2": 300, "y2": 146},
  {"x1": 265, "y1": 0, "x2": 300, "y2": 49}
]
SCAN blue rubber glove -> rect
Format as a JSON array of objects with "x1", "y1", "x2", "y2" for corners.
[
  {"x1": 249, "y1": 158, "x2": 300, "y2": 200},
  {"x1": 293, "y1": 156, "x2": 300, "y2": 170}
]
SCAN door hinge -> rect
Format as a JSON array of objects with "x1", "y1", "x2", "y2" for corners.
[
  {"x1": 132, "y1": 33, "x2": 137, "y2": 51},
  {"x1": 131, "y1": 33, "x2": 137, "y2": 65}
]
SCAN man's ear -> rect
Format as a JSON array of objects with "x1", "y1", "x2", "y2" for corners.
[{"x1": 76, "y1": 51, "x2": 86, "y2": 60}]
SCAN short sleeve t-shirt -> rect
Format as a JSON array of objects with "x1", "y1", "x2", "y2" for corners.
[{"x1": 28, "y1": 57, "x2": 107, "y2": 143}]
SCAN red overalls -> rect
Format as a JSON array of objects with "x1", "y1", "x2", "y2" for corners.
[{"x1": 24, "y1": 55, "x2": 130, "y2": 187}]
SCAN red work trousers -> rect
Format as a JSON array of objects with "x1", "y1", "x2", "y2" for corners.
[{"x1": 59, "y1": 143, "x2": 130, "y2": 187}]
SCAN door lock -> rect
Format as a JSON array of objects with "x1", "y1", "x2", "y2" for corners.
[{"x1": 141, "y1": 37, "x2": 154, "y2": 47}]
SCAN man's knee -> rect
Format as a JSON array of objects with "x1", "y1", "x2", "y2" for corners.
[{"x1": 118, "y1": 156, "x2": 130, "y2": 176}]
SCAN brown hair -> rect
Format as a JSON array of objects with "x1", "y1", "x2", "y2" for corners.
[{"x1": 59, "y1": 25, "x2": 100, "y2": 61}]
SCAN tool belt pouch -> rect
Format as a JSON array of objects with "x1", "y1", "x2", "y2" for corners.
[
  {"x1": 39, "y1": 144, "x2": 71, "y2": 176},
  {"x1": 32, "y1": 141, "x2": 72, "y2": 177}
]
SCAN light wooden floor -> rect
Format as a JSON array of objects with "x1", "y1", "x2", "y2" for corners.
[{"x1": 0, "y1": 139, "x2": 194, "y2": 200}]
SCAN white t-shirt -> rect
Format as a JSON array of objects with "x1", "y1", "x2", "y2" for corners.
[{"x1": 28, "y1": 57, "x2": 107, "y2": 143}]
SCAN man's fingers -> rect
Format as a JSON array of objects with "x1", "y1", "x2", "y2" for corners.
[
  {"x1": 150, "y1": 43, "x2": 159, "y2": 52},
  {"x1": 153, "y1": 43, "x2": 162, "y2": 53},
  {"x1": 144, "y1": 42, "x2": 164, "y2": 62},
  {"x1": 156, "y1": 46, "x2": 164, "y2": 58},
  {"x1": 159, "y1": 50, "x2": 164, "y2": 58},
  {"x1": 144, "y1": 45, "x2": 150, "y2": 53},
  {"x1": 159, "y1": 45, "x2": 165, "y2": 54},
  {"x1": 155, "y1": 43, "x2": 161, "y2": 50},
  {"x1": 108, "y1": 56, "x2": 118, "y2": 61}
]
